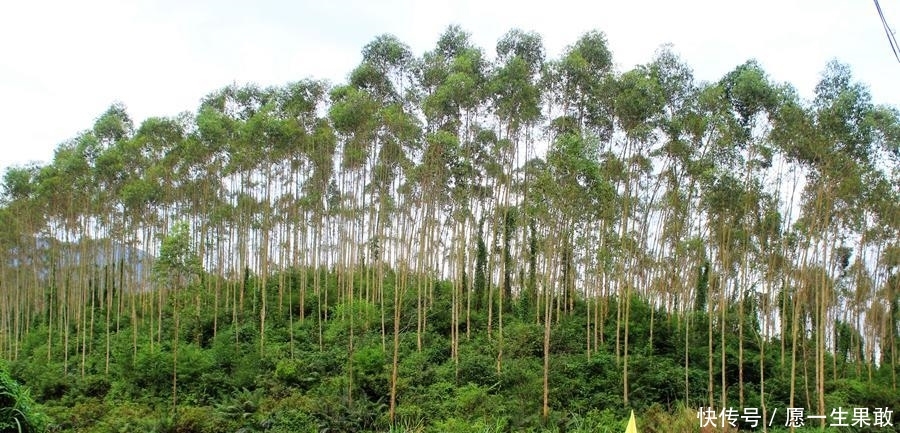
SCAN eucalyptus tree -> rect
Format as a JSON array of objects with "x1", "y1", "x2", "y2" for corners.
[
  {"x1": 864, "y1": 105, "x2": 900, "y2": 384},
  {"x1": 639, "y1": 48, "x2": 713, "y2": 405},
  {"x1": 797, "y1": 61, "x2": 883, "y2": 422},
  {"x1": 868, "y1": 178, "x2": 900, "y2": 385},
  {"x1": 177, "y1": 111, "x2": 229, "y2": 340},
  {"x1": 0, "y1": 203, "x2": 20, "y2": 359},
  {"x1": 199, "y1": 84, "x2": 274, "y2": 347},
  {"x1": 301, "y1": 102, "x2": 338, "y2": 349},
  {"x1": 93, "y1": 139, "x2": 128, "y2": 377},
  {"x1": 766, "y1": 60, "x2": 883, "y2": 425},
  {"x1": 332, "y1": 33, "x2": 413, "y2": 312},
  {"x1": 31, "y1": 157, "x2": 74, "y2": 363},
  {"x1": 240, "y1": 91, "x2": 301, "y2": 353},
  {"x1": 30, "y1": 146, "x2": 83, "y2": 372},
  {"x1": 0, "y1": 165, "x2": 43, "y2": 361},
  {"x1": 270, "y1": 79, "x2": 331, "y2": 354},
  {"x1": 539, "y1": 118, "x2": 612, "y2": 420},
  {"x1": 64, "y1": 130, "x2": 106, "y2": 378},
  {"x1": 130, "y1": 115, "x2": 190, "y2": 351},
  {"x1": 519, "y1": 156, "x2": 557, "y2": 423},
  {"x1": 489, "y1": 29, "x2": 545, "y2": 372},
  {"x1": 329, "y1": 78, "x2": 376, "y2": 316},
  {"x1": 233, "y1": 86, "x2": 279, "y2": 346},
  {"x1": 718, "y1": 61, "x2": 780, "y2": 409},
  {"x1": 117, "y1": 121, "x2": 166, "y2": 356},
  {"x1": 693, "y1": 80, "x2": 735, "y2": 412},
  {"x1": 330, "y1": 32, "x2": 421, "y2": 420},
  {"x1": 152, "y1": 220, "x2": 201, "y2": 414},
  {"x1": 545, "y1": 31, "x2": 616, "y2": 354},
  {"x1": 196, "y1": 89, "x2": 247, "y2": 344},
  {"x1": 609, "y1": 64, "x2": 665, "y2": 405},
  {"x1": 92, "y1": 103, "x2": 156, "y2": 378},
  {"x1": 330, "y1": 75, "x2": 380, "y2": 406},
  {"x1": 419, "y1": 25, "x2": 491, "y2": 373},
  {"x1": 39, "y1": 103, "x2": 137, "y2": 378}
]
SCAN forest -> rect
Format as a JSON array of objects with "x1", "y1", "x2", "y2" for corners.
[{"x1": 0, "y1": 26, "x2": 898, "y2": 433}]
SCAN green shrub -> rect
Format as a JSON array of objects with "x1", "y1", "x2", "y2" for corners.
[
  {"x1": 0, "y1": 366, "x2": 47, "y2": 433},
  {"x1": 173, "y1": 405, "x2": 217, "y2": 433}
]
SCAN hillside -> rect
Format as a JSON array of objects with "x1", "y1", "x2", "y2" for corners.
[{"x1": 0, "y1": 26, "x2": 898, "y2": 432}]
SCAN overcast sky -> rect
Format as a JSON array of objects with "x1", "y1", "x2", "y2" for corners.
[{"x1": 1, "y1": 0, "x2": 898, "y2": 174}]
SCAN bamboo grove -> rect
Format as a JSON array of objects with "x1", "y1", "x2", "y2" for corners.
[{"x1": 1, "y1": 26, "x2": 899, "y2": 431}]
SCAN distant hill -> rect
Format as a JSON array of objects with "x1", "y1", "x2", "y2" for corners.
[{"x1": 4, "y1": 235, "x2": 151, "y2": 288}]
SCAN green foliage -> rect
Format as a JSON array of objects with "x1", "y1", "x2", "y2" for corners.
[
  {"x1": 5, "y1": 264, "x2": 899, "y2": 432},
  {"x1": 353, "y1": 343, "x2": 389, "y2": 399},
  {"x1": 129, "y1": 345, "x2": 173, "y2": 398},
  {"x1": 474, "y1": 218, "x2": 487, "y2": 312},
  {"x1": 153, "y1": 221, "x2": 201, "y2": 290},
  {"x1": 0, "y1": 366, "x2": 46, "y2": 433}
]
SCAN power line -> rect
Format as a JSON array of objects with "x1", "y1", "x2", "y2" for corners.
[{"x1": 874, "y1": 0, "x2": 900, "y2": 63}]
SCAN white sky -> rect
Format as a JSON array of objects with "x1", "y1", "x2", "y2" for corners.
[{"x1": 1, "y1": 0, "x2": 898, "y2": 175}]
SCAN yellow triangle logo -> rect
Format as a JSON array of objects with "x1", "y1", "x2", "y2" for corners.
[{"x1": 624, "y1": 410, "x2": 637, "y2": 433}]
